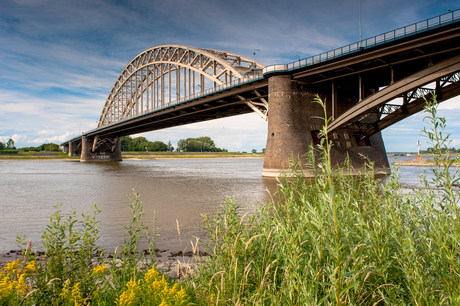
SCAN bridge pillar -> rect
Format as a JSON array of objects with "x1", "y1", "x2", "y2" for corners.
[
  {"x1": 68, "y1": 140, "x2": 81, "y2": 156},
  {"x1": 80, "y1": 136, "x2": 122, "y2": 162},
  {"x1": 263, "y1": 75, "x2": 322, "y2": 177},
  {"x1": 262, "y1": 75, "x2": 390, "y2": 177},
  {"x1": 60, "y1": 144, "x2": 68, "y2": 154}
]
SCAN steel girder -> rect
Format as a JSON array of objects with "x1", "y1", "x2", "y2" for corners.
[
  {"x1": 328, "y1": 54, "x2": 460, "y2": 137},
  {"x1": 98, "y1": 45, "x2": 265, "y2": 128}
]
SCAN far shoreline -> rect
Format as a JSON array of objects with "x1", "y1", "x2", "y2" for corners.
[
  {"x1": 0, "y1": 152, "x2": 265, "y2": 161},
  {"x1": 394, "y1": 158, "x2": 460, "y2": 167}
]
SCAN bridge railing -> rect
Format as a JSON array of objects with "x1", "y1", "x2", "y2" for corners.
[{"x1": 263, "y1": 9, "x2": 460, "y2": 75}]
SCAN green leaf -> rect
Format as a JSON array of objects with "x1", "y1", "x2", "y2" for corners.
[{"x1": 339, "y1": 282, "x2": 358, "y2": 295}]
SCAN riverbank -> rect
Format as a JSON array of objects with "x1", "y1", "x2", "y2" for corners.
[
  {"x1": 394, "y1": 157, "x2": 460, "y2": 166},
  {"x1": 123, "y1": 152, "x2": 264, "y2": 159},
  {"x1": 0, "y1": 249, "x2": 209, "y2": 280},
  {"x1": 0, "y1": 151, "x2": 264, "y2": 160}
]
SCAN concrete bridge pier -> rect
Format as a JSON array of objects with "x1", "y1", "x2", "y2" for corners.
[
  {"x1": 80, "y1": 136, "x2": 122, "y2": 162},
  {"x1": 262, "y1": 75, "x2": 390, "y2": 177},
  {"x1": 61, "y1": 143, "x2": 69, "y2": 154},
  {"x1": 67, "y1": 140, "x2": 81, "y2": 156}
]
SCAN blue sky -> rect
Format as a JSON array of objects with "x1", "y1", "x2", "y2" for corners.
[{"x1": 0, "y1": 0, "x2": 459, "y2": 152}]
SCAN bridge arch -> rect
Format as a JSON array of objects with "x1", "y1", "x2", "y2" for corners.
[{"x1": 98, "y1": 45, "x2": 265, "y2": 127}]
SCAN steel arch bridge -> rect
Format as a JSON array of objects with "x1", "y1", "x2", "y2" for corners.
[
  {"x1": 61, "y1": 9, "x2": 460, "y2": 177},
  {"x1": 98, "y1": 45, "x2": 266, "y2": 128}
]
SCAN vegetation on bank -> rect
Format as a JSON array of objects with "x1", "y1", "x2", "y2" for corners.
[
  {"x1": 0, "y1": 153, "x2": 79, "y2": 160},
  {"x1": 121, "y1": 136, "x2": 172, "y2": 152},
  {"x1": 177, "y1": 137, "x2": 227, "y2": 153},
  {"x1": 122, "y1": 151, "x2": 263, "y2": 159},
  {"x1": 0, "y1": 139, "x2": 18, "y2": 154},
  {"x1": 2, "y1": 96, "x2": 459, "y2": 305},
  {"x1": 0, "y1": 151, "x2": 263, "y2": 160},
  {"x1": 1, "y1": 193, "x2": 191, "y2": 306},
  {"x1": 422, "y1": 146, "x2": 460, "y2": 154}
]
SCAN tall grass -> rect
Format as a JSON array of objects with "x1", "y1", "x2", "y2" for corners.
[
  {"x1": 189, "y1": 95, "x2": 459, "y2": 305},
  {"x1": 2, "y1": 96, "x2": 459, "y2": 305}
]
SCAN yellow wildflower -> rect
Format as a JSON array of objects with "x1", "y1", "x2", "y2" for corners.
[
  {"x1": 60, "y1": 280, "x2": 86, "y2": 306},
  {"x1": 71, "y1": 283, "x2": 85, "y2": 305},
  {"x1": 92, "y1": 264, "x2": 107, "y2": 275},
  {"x1": 24, "y1": 261, "x2": 36, "y2": 273},
  {"x1": 3, "y1": 260, "x2": 20, "y2": 276},
  {"x1": 0, "y1": 260, "x2": 31, "y2": 301},
  {"x1": 142, "y1": 266, "x2": 189, "y2": 305},
  {"x1": 116, "y1": 279, "x2": 140, "y2": 306}
]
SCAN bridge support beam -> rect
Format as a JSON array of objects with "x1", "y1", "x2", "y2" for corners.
[
  {"x1": 80, "y1": 136, "x2": 122, "y2": 162},
  {"x1": 262, "y1": 75, "x2": 390, "y2": 177}
]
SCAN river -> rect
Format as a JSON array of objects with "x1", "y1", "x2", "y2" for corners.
[{"x1": 0, "y1": 155, "x2": 447, "y2": 253}]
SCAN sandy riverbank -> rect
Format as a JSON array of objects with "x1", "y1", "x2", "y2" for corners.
[{"x1": 394, "y1": 158, "x2": 460, "y2": 167}]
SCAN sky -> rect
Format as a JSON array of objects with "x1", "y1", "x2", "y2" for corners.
[{"x1": 0, "y1": 0, "x2": 459, "y2": 153}]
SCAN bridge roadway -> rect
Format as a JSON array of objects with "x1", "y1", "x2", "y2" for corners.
[{"x1": 62, "y1": 10, "x2": 460, "y2": 177}]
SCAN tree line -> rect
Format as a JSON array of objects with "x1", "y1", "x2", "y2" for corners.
[
  {"x1": 1, "y1": 135, "x2": 229, "y2": 154},
  {"x1": 120, "y1": 136, "x2": 172, "y2": 152},
  {"x1": 176, "y1": 136, "x2": 227, "y2": 152},
  {"x1": 0, "y1": 139, "x2": 61, "y2": 154},
  {"x1": 0, "y1": 138, "x2": 16, "y2": 152},
  {"x1": 421, "y1": 147, "x2": 459, "y2": 154}
]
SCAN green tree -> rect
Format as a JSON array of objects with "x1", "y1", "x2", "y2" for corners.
[
  {"x1": 167, "y1": 141, "x2": 174, "y2": 152},
  {"x1": 251, "y1": 149, "x2": 257, "y2": 153},
  {"x1": 177, "y1": 136, "x2": 225, "y2": 152},
  {"x1": 38, "y1": 143, "x2": 60, "y2": 152},
  {"x1": 0, "y1": 142, "x2": 4, "y2": 150},
  {"x1": 6, "y1": 138, "x2": 15, "y2": 149},
  {"x1": 120, "y1": 136, "x2": 168, "y2": 152}
]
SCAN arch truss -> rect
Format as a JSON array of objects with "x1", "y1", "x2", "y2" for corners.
[{"x1": 98, "y1": 45, "x2": 265, "y2": 127}]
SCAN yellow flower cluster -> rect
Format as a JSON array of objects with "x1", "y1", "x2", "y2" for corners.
[
  {"x1": 60, "y1": 279, "x2": 88, "y2": 306},
  {"x1": 116, "y1": 279, "x2": 141, "y2": 306},
  {"x1": 92, "y1": 264, "x2": 107, "y2": 275},
  {"x1": 116, "y1": 266, "x2": 189, "y2": 306},
  {"x1": 0, "y1": 260, "x2": 34, "y2": 302}
]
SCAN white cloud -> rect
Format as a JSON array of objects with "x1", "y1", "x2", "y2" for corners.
[{"x1": 438, "y1": 96, "x2": 460, "y2": 110}]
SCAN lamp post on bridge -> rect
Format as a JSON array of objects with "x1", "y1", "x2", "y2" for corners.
[
  {"x1": 295, "y1": 54, "x2": 300, "y2": 67},
  {"x1": 253, "y1": 49, "x2": 260, "y2": 79}
]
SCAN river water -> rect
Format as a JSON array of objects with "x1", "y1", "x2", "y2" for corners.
[{"x1": 0, "y1": 156, "x2": 448, "y2": 253}]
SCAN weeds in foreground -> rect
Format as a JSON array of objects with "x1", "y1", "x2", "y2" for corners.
[
  {"x1": 1, "y1": 191, "x2": 189, "y2": 306},
  {"x1": 2, "y1": 96, "x2": 459, "y2": 305},
  {"x1": 190, "y1": 95, "x2": 459, "y2": 305}
]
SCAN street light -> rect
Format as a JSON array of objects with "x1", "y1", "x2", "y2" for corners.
[
  {"x1": 359, "y1": 0, "x2": 362, "y2": 49},
  {"x1": 295, "y1": 54, "x2": 300, "y2": 67},
  {"x1": 253, "y1": 49, "x2": 260, "y2": 78}
]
